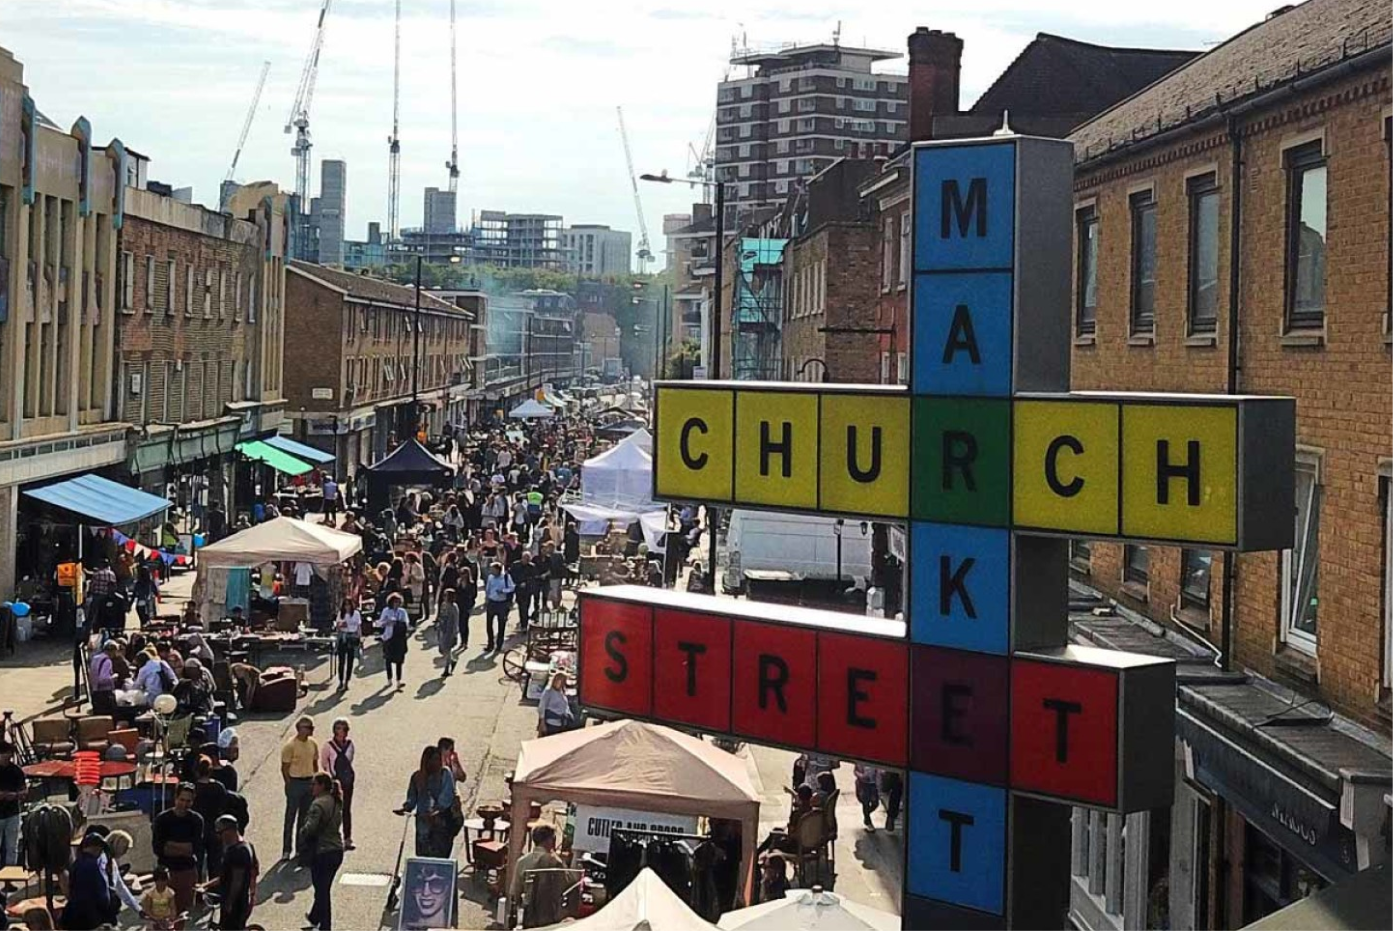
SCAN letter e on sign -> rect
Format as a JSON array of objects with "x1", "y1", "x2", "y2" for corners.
[
  {"x1": 655, "y1": 386, "x2": 734, "y2": 503},
  {"x1": 732, "y1": 622, "x2": 816, "y2": 749},
  {"x1": 579, "y1": 597, "x2": 653, "y2": 717},
  {"x1": 1121, "y1": 404, "x2": 1236, "y2": 545},
  {"x1": 653, "y1": 608, "x2": 732, "y2": 732},
  {"x1": 816, "y1": 632, "x2": 908, "y2": 766}
]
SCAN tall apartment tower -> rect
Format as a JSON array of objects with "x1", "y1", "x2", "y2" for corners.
[
  {"x1": 715, "y1": 43, "x2": 909, "y2": 224},
  {"x1": 424, "y1": 186, "x2": 457, "y2": 234},
  {"x1": 316, "y1": 159, "x2": 347, "y2": 267}
]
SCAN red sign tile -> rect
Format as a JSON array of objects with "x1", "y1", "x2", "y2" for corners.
[
  {"x1": 653, "y1": 609, "x2": 733, "y2": 732},
  {"x1": 731, "y1": 622, "x2": 817, "y2": 748},
  {"x1": 1010, "y1": 659, "x2": 1119, "y2": 807},
  {"x1": 910, "y1": 645, "x2": 1010, "y2": 785},
  {"x1": 817, "y1": 632, "x2": 909, "y2": 766},
  {"x1": 578, "y1": 598, "x2": 653, "y2": 717}
]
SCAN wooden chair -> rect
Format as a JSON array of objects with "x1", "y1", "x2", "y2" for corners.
[
  {"x1": 819, "y1": 787, "x2": 840, "y2": 869},
  {"x1": 75, "y1": 716, "x2": 114, "y2": 754},
  {"x1": 29, "y1": 719, "x2": 75, "y2": 759},
  {"x1": 792, "y1": 810, "x2": 831, "y2": 888}
]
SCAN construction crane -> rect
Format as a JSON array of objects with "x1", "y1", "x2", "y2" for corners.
[
  {"x1": 444, "y1": 0, "x2": 460, "y2": 194},
  {"x1": 615, "y1": 106, "x2": 653, "y2": 273},
  {"x1": 285, "y1": 0, "x2": 332, "y2": 256},
  {"x1": 222, "y1": 60, "x2": 270, "y2": 210},
  {"x1": 386, "y1": 0, "x2": 402, "y2": 243}
]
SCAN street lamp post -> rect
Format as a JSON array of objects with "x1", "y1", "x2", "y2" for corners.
[{"x1": 640, "y1": 170, "x2": 726, "y2": 582}]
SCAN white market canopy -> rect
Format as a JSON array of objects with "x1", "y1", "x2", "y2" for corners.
[
  {"x1": 624, "y1": 427, "x2": 653, "y2": 452},
  {"x1": 196, "y1": 516, "x2": 363, "y2": 568},
  {"x1": 509, "y1": 399, "x2": 555, "y2": 419},
  {"x1": 536, "y1": 868, "x2": 715, "y2": 931},
  {"x1": 581, "y1": 437, "x2": 653, "y2": 511},
  {"x1": 717, "y1": 889, "x2": 900, "y2": 931}
]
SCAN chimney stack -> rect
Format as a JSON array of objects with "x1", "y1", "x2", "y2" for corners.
[{"x1": 908, "y1": 27, "x2": 963, "y2": 142}]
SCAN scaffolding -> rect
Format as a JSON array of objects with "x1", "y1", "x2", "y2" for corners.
[{"x1": 731, "y1": 237, "x2": 786, "y2": 380}]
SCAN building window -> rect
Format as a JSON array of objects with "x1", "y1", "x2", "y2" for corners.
[
  {"x1": 898, "y1": 210, "x2": 910, "y2": 288},
  {"x1": 1187, "y1": 175, "x2": 1220, "y2": 333},
  {"x1": 203, "y1": 269, "x2": 213, "y2": 318},
  {"x1": 165, "y1": 260, "x2": 176, "y2": 316},
  {"x1": 247, "y1": 274, "x2": 257, "y2": 324},
  {"x1": 218, "y1": 269, "x2": 227, "y2": 318},
  {"x1": 1281, "y1": 453, "x2": 1322, "y2": 654},
  {"x1": 1075, "y1": 205, "x2": 1098, "y2": 334},
  {"x1": 1284, "y1": 141, "x2": 1327, "y2": 331},
  {"x1": 1129, "y1": 190, "x2": 1157, "y2": 334},
  {"x1": 1180, "y1": 549, "x2": 1212, "y2": 613},
  {"x1": 185, "y1": 266, "x2": 194, "y2": 317},
  {"x1": 144, "y1": 255, "x2": 155, "y2": 312},
  {"x1": 119, "y1": 250, "x2": 134, "y2": 311},
  {"x1": 1242, "y1": 823, "x2": 1326, "y2": 924},
  {"x1": 1123, "y1": 545, "x2": 1149, "y2": 586},
  {"x1": 1070, "y1": 539, "x2": 1092, "y2": 574},
  {"x1": 881, "y1": 217, "x2": 894, "y2": 291}
]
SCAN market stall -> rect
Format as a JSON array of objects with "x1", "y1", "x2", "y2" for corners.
[
  {"x1": 510, "y1": 399, "x2": 556, "y2": 420},
  {"x1": 360, "y1": 437, "x2": 455, "y2": 514},
  {"x1": 579, "y1": 436, "x2": 653, "y2": 512},
  {"x1": 507, "y1": 721, "x2": 760, "y2": 913},
  {"x1": 537, "y1": 867, "x2": 715, "y2": 931},
  {"x1": 716, "y1": 888, "x2": 900, "y2": 930}
]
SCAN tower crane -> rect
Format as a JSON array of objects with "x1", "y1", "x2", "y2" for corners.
[
  {"x1": 386, "y1": 0, "x2": 402, "y2": 243},
  {"x1": 285, "y1": 0, "x2": 332, "y2": 257},
  {"x1": 445, "y1": 0, "x2": 460, "y2": 194},
  {"x1": 615, "y1": 106, "x2": 653, "y2": 273},
  {"x1": 222, "y1": 60, "x2": 270, "y2": 210}
]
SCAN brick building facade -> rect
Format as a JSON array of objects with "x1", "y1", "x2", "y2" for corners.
[
  {"x1": 1065, "y1": 1, "x2": 1391, "y2": 927},
  {"x1": 284, "y1": 262, "x2": 471, "y2": 477},
  {"x1": 116, "y1": 183, "x2": 290, "y2": 515}
]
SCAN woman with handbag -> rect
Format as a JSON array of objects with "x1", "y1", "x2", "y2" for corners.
[
  {"x1": 333, "y1": 599, "x2": 362, "y2": 691},
  {"x1": 320, "y1": 719, "x2": 357, "y2": 850},
  {"x1": 395, "y1": 745, "x2": 457, "y2": 858},
  {"x1": 299, "y1": 773, "x2": 345, "y2": 931},
  {"x1": 536, "y1": 672, "x2": 575, "y2": 737}
]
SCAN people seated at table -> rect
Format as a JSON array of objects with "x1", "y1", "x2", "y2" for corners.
[
  {"x1": 755, "y1": 784, "x2": 815, "y2": 858},
  {"x1": 135, "y1": 646, "x2": 178, "y2": 700}
]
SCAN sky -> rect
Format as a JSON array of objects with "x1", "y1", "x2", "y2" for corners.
[{"x1": 2, "y1": 0, "x2": 1291, "y2": 266}]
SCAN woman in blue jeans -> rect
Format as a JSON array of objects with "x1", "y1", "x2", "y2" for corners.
[{"x1": 299, "y1": 773, "x2": 345, "y2": 931}]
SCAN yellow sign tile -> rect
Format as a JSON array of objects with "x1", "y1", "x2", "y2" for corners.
[
  {"x1": 818, "y1": 393, "x2": 910, "y2": 518},
  {"x1": 734, "y1": 391, "x2": 820, "y2": 509},
  {"x1": 1013, "y1": 400, "x2": 1120, "y2": 536},
  {"x1": 655, "y1": 387, "x2": 735, "y2": 502},
  {"x1": 1121, "y1": 404, "x2": 1237, "y2": 545}
]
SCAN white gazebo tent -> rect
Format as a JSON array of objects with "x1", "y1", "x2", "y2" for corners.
[
  {"x1": 196, "y1": 516, "x2": 362, "y2": 567},
  {"x1": 581, "y1": 438, "x2": 653, "y2": 511},
  {"x1": 536, "y1": 868, "x2": 715, "y2": 931},
  {"x1": 510, "y1": 399, "x2": 555, "y2": 419},
  {"x1": 716, "y1": 888, "x2": 900, "y2": 931},
  {"x1": 508, "y1": 721, "x2": 760, "y2": 907}
]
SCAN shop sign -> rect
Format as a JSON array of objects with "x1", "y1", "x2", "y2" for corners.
[{"x1": 571, "y1": 805, "x2": 698, "y2": 853}]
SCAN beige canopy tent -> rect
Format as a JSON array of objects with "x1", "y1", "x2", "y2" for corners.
[
  {"x1": 717, "y1": 888, "x2": 900, "y2": 930},
  {"x1": 537, "y1": 867, "x2": 715, "y2": 931},
  {"x1": 196, "y1": 516, "x2": 363, "y2": 568},
  {"x1": 508, "y1": 721, "x2": 760, "y2": 907}
]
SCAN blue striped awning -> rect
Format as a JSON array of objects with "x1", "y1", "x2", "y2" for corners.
[
  {"x1": 23, "y1": 474, "x2": 172, "y2": 526},
  {"x1": 264, "y1": 435, "x2": 335, "y2": 465}
]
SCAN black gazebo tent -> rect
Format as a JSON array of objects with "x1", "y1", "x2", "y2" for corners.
[{"x1": 362, "y1": 439, "x2": 455, "y2": 514}]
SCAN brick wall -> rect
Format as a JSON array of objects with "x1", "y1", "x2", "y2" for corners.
[
  {"x1": 283, "y1": 271, "x2": 345, "y2": 412},
  {"x1": 781, "y1": 234, "x2": 826, "y2": 381},
  {"x1": 823, "y1": 223, "x2": 881, "y2": 383},
  {"x1": 1071, "y1": 68, "x2": 1392, "y2": 726}
]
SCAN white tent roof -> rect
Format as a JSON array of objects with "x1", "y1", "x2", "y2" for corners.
[
  {"x1": 537, "y1": 868, "x2": 715, "y2": 931},
  {"x1": 621, "y1": 427, "x2": 652, "y2": 452},
  {"x1": 196, "y1": 516, "x2": 363, "y2": 568},
  {"x1": 581, "y1": 439, "x2": 653, "y2": 510},
  {"x1": 717, "y1": 889, "x2": 900, "y2": 931},
  {"x1": 510, "y1": 399, "x2": 555, "y2": 419}
]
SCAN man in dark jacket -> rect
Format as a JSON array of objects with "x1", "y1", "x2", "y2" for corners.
[{"x1": 61, "y1": 833, "x2": 113, "y2": 930}]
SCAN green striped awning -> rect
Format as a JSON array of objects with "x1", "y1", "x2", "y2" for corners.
[{"x1": 236, "y1": 440, "x2": 312, "y2": 476}]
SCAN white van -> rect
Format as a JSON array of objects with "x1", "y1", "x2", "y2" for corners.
[{"x1": 722, "y1": 510, "x2": 874, "y2": 594}]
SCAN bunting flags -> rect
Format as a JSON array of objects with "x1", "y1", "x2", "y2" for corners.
[{"x1": 104, "y1": 528, "x2": 192, "y2": 567}]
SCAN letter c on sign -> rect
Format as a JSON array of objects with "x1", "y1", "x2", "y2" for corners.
[
  {"x1": 680, "y1": 418, "x2": 709, "y2": 470},
  {"x1": 1044, "y1": 434, "x2": 1085, "y2": 498}
]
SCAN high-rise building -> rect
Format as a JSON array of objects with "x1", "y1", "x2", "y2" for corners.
[
  {"x1": 316, "y1": 159, "x2": 347, "y2": 266},
  {"x1": 470, "y1": 211, "x2": 564, "y2": 268},
  {"x1": 560, "y1": 224, "x2": 632, "y2": 277},
  {"x1": 715, "y1": 42, "x2": 909, "y2": 225},
  {"x1": 662, "y1": 213, "x2": 691, "y2": 272},
  {"x1": 424, "y1": 187, "x2": 457, "y2": 234}
]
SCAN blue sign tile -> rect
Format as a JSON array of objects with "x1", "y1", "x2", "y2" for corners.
[
  {"x1": 914, "y1": 142, "x2": 1016, "y2": 272},
  {"x1": 907, "y1": 772, "x2": 1007, "y2": 914},
  {"x1": 910, "y1": 522, "x2": 1010, "y2": 655},
  {"x1": 912, "y1": 271, "x2": 1014, "y2": 397}
]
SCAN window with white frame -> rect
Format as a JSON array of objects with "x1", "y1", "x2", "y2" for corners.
[
  {"x1": 881, "y1": 217, "x2": 894, "y2": 291},
  {"x1": 898, "y1": 210, "x2": 910, "y2": 287},
  {"x1": 165, "y1": 260, "x2": 176, "y2": 315},
  {"x1": 218, "y1": 269, "x2": 227, "y2": 318},
  {"x1": 248, "y1": 274, "x2": 257, "y2": 324},
  {"x1": 896, "y1": 352, "x2": 907, "y2": 385},
  {"x1": 119, "y1": 251, "x2": 134, "y2": 311},
  {"x1": 879, "y1": 351, "x2": 890, "y2": 384},
  {"x1": 144, "y1": 255, "x2": 155, "y2": 312},
  {"x1": 1281, "y1": 452, "x2": 1322, "y2": 653},
  {"x1": 203, "y1": 269, "x2": 213, "y2": 318},
  {"x1": 185, "y1": 266, "x2": 195, "y2": 317}
]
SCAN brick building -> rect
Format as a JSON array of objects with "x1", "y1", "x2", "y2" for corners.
[
  {"x1": 116, "y1": 180, "x2": 290, "y2": 518},
  {"x1": 780, "y1": 158, "x2": 881, "y2": 383},
  {"x1": 283, "y1": 263, "x2": 472, "y2": 477},
  {"x1": 1064, "y1": 0, "x2": 1391, "y2": 927}
]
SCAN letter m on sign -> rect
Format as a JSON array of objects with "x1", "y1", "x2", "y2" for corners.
[{"x1": 941, "y1": 179, "x2": 987, "y2": 239}]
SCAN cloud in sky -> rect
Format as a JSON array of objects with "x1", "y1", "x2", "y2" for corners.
[{"x1": 2, "y1": 0, "x2": 1287, "y2": 262}]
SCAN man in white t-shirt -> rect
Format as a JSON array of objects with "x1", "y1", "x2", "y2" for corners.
[{"x1": 293, "y1": 561, "x2": 314, "y2": 597}]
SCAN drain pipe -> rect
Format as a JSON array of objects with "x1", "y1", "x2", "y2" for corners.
[{"x1": 1219, "y1": 114, "x2": 1244, "y2": 675}]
